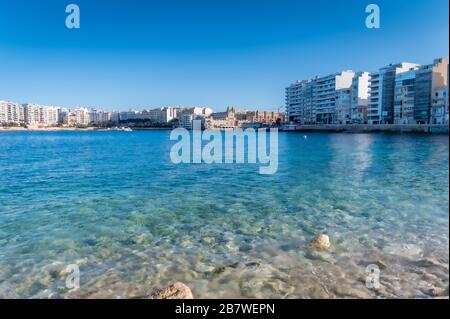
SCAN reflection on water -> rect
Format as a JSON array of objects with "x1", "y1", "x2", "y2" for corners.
[{"x1": 0, "y1": 131, "x2": 448, "y2": 299}]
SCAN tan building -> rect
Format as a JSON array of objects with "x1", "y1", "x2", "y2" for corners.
[{"x1": 246, "y1": 110, "x2": 285, "y2": 124}]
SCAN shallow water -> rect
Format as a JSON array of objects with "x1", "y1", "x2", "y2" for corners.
[{"x1": 0, "y1": 131, "x2": 448, "y2": 298}]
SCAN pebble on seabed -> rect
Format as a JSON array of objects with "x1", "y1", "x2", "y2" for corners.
[
  {"x1": 148, "y1": 282, "x2": 194, "y2": 299},
  {"x1": 311, "y1": 234, "x2": 331, "y2": 250}
]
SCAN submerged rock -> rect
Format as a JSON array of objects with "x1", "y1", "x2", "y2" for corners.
[
  {"x1": 428, "y1": 286, "x2": 449, "y2": 298},
  {"x1": 311, "y1": 234, "x2": 331, "y2": 250},
  {"x1": 148, "y1": 282, "x2": 193, "y2": 299},
  {"x1": 383, "y1": 243, "x2": 422, "y2": 259}
]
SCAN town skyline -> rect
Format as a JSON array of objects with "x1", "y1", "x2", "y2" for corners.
[{"x1": 1, "y1": 0, "x2": 448, "y2": 111}]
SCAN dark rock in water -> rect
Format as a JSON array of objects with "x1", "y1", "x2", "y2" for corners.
[
  {"x1": 375, "y1": 259, "x2": 388, "y2": 270},
  {"x1": 213, "y1": 266, "x2": 227, "y2": 275},
  {"x1": 245, "y1": 262, "x2": 261, "y2": 269},
  {"x1": 148, "y1": 282, "x2": 193, "y2": 299},
  {"x1": 84, "y1": 239, "x2": 97, "y2": 246},
  {"x1": 239, "y1": 244, "x2": 252, "y2": 252}
]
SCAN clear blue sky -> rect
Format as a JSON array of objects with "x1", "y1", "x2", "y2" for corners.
[{"x1": 0, "y1": 0, "x2": 448, "y2": 111}]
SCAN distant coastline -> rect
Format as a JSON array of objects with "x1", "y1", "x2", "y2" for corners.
[
  {"x1": 1, "y1": 124, "x2": 449, "y2": 134},
  {"x1": 0, "y1": 126, "x2": 172, "y2": 132},
  {"x1": 281, "y1": 124, "x2": 450, "y2": 134}
]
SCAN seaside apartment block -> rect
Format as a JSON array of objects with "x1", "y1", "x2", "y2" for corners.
[
  {"x1": 350, "y1": 72, "x2": 370, "y2": 124},
  {"x1": 286, "y1": 71, "x2": 367, "y2": 125},
  {"x1": 286, "y1": 58, "x2": 449, "y2": 126},
  {"x1": 368, "y1": 62, "x2": 420, "y2": 124}
]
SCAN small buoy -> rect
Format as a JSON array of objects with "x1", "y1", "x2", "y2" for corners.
[{"x1": 303, "y1": 135, "x2": 307, "y2": 140}]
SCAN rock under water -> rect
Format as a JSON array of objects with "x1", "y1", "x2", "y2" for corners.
[{"x1": 148, "y1": 282, "x2": 194, "y2": 299}]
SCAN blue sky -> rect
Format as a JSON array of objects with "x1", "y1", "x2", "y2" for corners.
[{"x1": 0, "y1": 0, "x2": 448, "y2": 111}]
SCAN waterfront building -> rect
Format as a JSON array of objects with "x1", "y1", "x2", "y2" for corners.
[
  {"x1": 0, "y1": 101, "x2": 25, "y2": 125},
  {"x1": 89, "y1": 109, "x2": 110, "y2": 124},
  {"x1": 414, "y1": 58, "x2": 448, "y2": 124},
  {"x1": 350, "y1": 72, "x2": 370, "y2": 124},
  {"x1": 108, "y1": 112, "x2": 119, "y2": 123},
  {"x1": 286, "y1": 71, "x2": 355, "y2": 125},
  {"x1": 431, "y1": 87, "x2": 448, "y2": 124},
  {"x1": 63, "y1": 112, "x2": 77, "y2": 126},
  {"x1": 209, "y1": 107, "x2": 237, "y2": 129},
  {"x1": 368, "y1": 62, "x2": 420, "y2": 124},
  {"x1": 313, "y1": 71, "x2": 355, "y2": 124},
  {"x1": 74, "y1": 107, "x2": 90, "y2": 126},
  {"x1": 179, "y1": 112, "x2": 195, "y2": 129},
  {"x1": 23, "y1": 104, "x2": 60, "y2": 127},
  {"x1": 119, "y1": 110, "x2": 142, "y2": 121},
  {"x1": 394, "y1": 68, "x2": 419, "y2": 124},
  {"x1": 285, "y1": 80, "x2": 314, "y2": 124},
  {"x1": 335, "y1": 88, "x2": 352, "y2": 124},
  {"x1": 247, "y1": 110, "x2": 285, "y2": 125},
  {"x1": 148, "y1": 107, "x2": 179, "y2": 123}
]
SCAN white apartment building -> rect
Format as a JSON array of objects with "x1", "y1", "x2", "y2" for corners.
[
  {"x1": 313, "y1": 71, "x2": 355, "y2": 124},
  {"x1": 148, "y1": 107, "x2": 179, "y2": 123},
  {"x1": 350, "y1": 72, "x2": 370, "y2": 124},
  {"x1": 23, "y1": 104, "x2": 60, "y2": 127},
  {"x1": 368, "y1": 62, "x2": 420, "y2": 124},
  {"x1": 286, "y1": 71, "x2": 355, "y2": 124},
  {"x1": 74, "y1": 108, "x2": 90, "y2": 126},
  {"x1": 0, "y1": 101, "x2": 25, "y2": 125},
  {"x1": 89, "y1": 109, "x2": 110, "y2": 124}
]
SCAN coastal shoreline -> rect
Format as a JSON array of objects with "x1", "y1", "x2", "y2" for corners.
[
  {"x1": 281, "y1": 124, "x2": 450, "y2": 134},
  {"x1": 0, "y1": 127, "x2": 172, "y2": 132},
  {"x1": 1, "y1": 124, "x2": 449, "y2": 134}
]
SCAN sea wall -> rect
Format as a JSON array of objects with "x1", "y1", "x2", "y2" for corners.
[{"x1": 281, "y1": 124, "x2": 449, "y2": 134}]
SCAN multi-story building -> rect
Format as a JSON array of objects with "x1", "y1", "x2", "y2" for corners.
[
  {"x1": 285, "y1": 80, "x2": 314, "y2": 124},
  {"x1": 335, "y1": 88, "x2": 352, "y2": 124},
  {"x1": 431, "y1": 87, "x2": 448, "y2": 124},
  {"x1": 414, "y1": 58, "x2": 448, "y2": 124},
  {"x1": 394, "y1": 68, "x2": 419, "y2": 124},
  {"x1": 368, "y1": 62, "x2": 420, "y2": 124},
  {"x1": 209, "y1": 107, "x2": 237, "y2": 129},
  {"x1": 63, "y1": 112, "x2": 77, "y2": 126},
  {"x1": 286, "y1": 71, "x2": 355, "y2": 124},
  {"x1": 313, "y1": 71, "x2": 355, "y2": 124},
  {"x1": 74, "y1": 108, "x2": 90, "y2": 126},
  {"x1": 23, "y1": 104, "x2": 60, "y2": 127},
  {"x1": 350, "y1": 72, "x2": 370, "y2": 124},
  {"x1": 89, "y1": 109, "x2": 110, "y2": 124},
  {"x1": 0, "y1": 101, "x2": 26, "y2": 125},
  {"x1": 246, "y1": 110, "x2": 285, "y2": 124},
  {"x1": 178, "y1": 112, "x2": 195, "y2": 130},
  {"x1": 148, "y1": 107, "x2": 179, "y2": 123}
]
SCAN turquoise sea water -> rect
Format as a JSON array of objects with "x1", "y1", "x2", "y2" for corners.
[{"x1": 0, "y1": 131, "x2": 448, "y2": 298}]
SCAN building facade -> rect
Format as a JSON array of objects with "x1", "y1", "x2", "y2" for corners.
[
  {"x1": 414, "y1": 58, "x2": 448, "y2": 124},
  {"x1": 0, "y1": 101, "x2": 25, "y2": 125},
  {"x1": 350, "y1": 72, "x2": 370, "y2": 124},
  {"x1": 286, "y1": 71, "x2": 356, "y2": 125},
  {"x1": 368, "y1": 62, "x2": 420, "y2": 124},
  {"x1": 394, "y1": 68, "x2": 418, "y2": 124}
]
